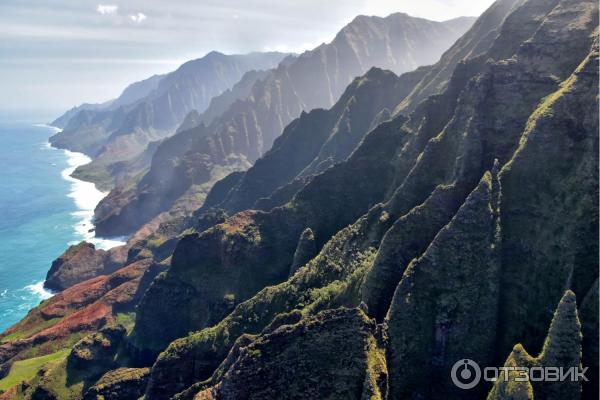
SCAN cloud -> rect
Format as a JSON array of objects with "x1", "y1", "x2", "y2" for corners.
[
  {"x1": 96, "y1": 4, "x2": 118, "y2": 15},
  {"x1": 129, "y1": 13, "x2": 147, "y2": 23}
]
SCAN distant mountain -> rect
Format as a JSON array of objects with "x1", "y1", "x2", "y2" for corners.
[
  {"x1": 200, "y1": 3, "x2": 524, "y2": 216},
  {"x1": 201, "y1": 66, "x2": 427, "y2": 215},
  {"x1": 50, "y1": 74, "x2": 165, "y2": 129},
  {"x1": 49, "y1": 51, "x2": 288, "y2": 190},
  {"x1": 93, "y1": 13, "x2": 476, "y2": 236}
]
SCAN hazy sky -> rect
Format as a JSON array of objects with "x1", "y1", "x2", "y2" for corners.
[{"x1": 0, "y1": 0, "x2": 495, "y2": 114}]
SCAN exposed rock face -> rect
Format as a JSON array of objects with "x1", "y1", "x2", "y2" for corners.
[
  {"x1": 45, "y1": 242, "x2": 126, "y2": 292},
  {"x1": 0, "y1": 258, "x2": 157, "y2": 369},
  {"x1": 93, "y1": 14, "x2": 476, "y2": 236}
]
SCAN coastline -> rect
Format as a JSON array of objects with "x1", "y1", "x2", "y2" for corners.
[
  {"x1": 37, "y1": 124, "x2": 127, "y2": 251},
  {"x1": 26, "y1": 125, "x2": 127, "y2": 300},
  {"x1": 59, "y1": 147, "x2": 127, "y2": 250},
  {"x1": 0, "y1": 121, "x2": 127, "y2": 331}
]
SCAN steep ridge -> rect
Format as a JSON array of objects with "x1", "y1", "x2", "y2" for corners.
[
  {"x1": 204, "y1": 66, "x2": 427, "y2": 214},
  {"x1": 488, "y1": 291, "x2": 583, "y2": 400},
  {"x1": 203, "y1": 0, "x2": 527, "y2": 217},
  {"x1": 0, "y1": 1, "x2": 597, "y2": 399},
  {"x1": 394, "y1": 0, "x2": 527, "y2": 114},
  {"x1": 50, "y1": 52, "x2": 287, "y2": 190},
  {"x1": 197, "y1": 69, "x2": 276, "y2": 127},
  {"x1": 93, "y1": 13, "x2": 477, "y2": 236},
  {"x1": 132, "y1": 0, "x2": 597, "y2": 398}
]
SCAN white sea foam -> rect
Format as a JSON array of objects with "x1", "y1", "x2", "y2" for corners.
[
  {"x1": 34, "y1": 124, "x2": 127, "y2": 250},
  {"x1": 59, "y1": 148, "x2": 127, "y2": 250},
  {"x1": 16, "y1": 125, "x2": 127, "y2": 305},
  {"x1": 25, "y1": 281, "x2": 53, "y2": 300},
  {"x1": 33, "y1": 123, "x2": 61, "y2": 134}
]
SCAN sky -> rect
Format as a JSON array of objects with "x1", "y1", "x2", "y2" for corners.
[{"x1": 0, "y1": 0, "x2": 495, "y2": 115}]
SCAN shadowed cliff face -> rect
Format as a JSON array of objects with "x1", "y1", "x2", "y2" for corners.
[
  {"x1": 1, "y1": 1, "x2": 597, "y2": 399},
  {"x1": 92, "y1": 14, "x2": 477, "y2": 237}
]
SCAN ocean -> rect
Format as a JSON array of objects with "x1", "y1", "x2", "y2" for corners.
[{"x1": 0, "y1": 115, "x2": 124, "y2": 332}]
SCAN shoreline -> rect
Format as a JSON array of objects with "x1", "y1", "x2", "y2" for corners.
[
  {"x1": 24, "y1": 124, "x2": 127, "y2": 301},
  {"x1": 36, "y1": 124, "x2": 127, "y2": 251},
  {"x1": 59, "y1": 146, "x2": 127, "y2": 250}
]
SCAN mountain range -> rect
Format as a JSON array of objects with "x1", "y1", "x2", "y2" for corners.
[
  {"x1": 91, "y1": 12, "x2": 476, "y2": 237},
  {"x1": 49, "y1": 51, "x2": 288, "y2": 190},
  {"x1": 0, "y1": 0, "x2": 597, "y2": 399}
]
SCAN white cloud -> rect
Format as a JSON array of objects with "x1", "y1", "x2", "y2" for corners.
[
  {"x1": 96, "y1": 4, "x2": 118, "y2": 15},
  {"x1": 129, "y1": 13, "x2": 147, "y2": 23}
]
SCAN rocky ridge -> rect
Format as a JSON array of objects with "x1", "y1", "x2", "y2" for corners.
[{"x1": 0, "y1": 1, "x2": 597, "y2": 399}]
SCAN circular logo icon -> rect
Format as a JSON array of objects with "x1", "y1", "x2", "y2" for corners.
[{"x1": 451, "y1": 359, "x2": 481, "y2": 390}]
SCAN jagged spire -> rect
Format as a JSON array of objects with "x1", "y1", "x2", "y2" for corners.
[
  {"x1": 386, "y1": 171, "x2": 500, "y2": 399},
  {"x1": 289, "y1": 228, "x2": 317, "y2": 277},
  {"x1": 488, "y1": 290, "x2": 583, "y2": 399},
  {"x1": 540, "y1": 290, "x2": 582, "y2": 367},
  {"x1": 536, "y1": 290, "x2": 582, "y2": 400},
  {"x1": 487, "y1": 345, "x2": 534, "y2": 400}
]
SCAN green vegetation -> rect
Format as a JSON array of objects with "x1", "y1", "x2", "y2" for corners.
[
  {"x1": 0, "y1": 349, "x2": 69, "y2": 391},
  {"x1": 114, "y1": 312, "x2": 136, "y2": 334},
  {"x1": 2, "y1": 2, "x2": 597, "y2": 399},
  {"x1": 488, "y1": 291, "x2": 583, "y2": 399}
]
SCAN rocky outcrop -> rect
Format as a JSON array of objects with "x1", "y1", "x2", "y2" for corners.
[
  {"x1": 84, "y1": 368, "x2": 149, "y2": 400},
  {"x1": 68, "y1": 325, "x2": 125, "y2": 374},
  {"x1": 44, "y1": 242, "x2": 126, "y2": 292},
  {"x1": 0, "y1": 258, "x2": 157, "y2": 369}
]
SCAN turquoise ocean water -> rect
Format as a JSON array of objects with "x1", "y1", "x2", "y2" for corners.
[{"x1": 0, "y1": 114, "x2": 123, "y2": 332}]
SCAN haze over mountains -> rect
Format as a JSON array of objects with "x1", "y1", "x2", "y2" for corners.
[
  {"x1": 0, "y1": 1, "x2": 597, "y2": 399},
  {"x1": 49, "y1": 51, "x2": 288, "y2": 190},
  {"x1": 88, "y1": 12, "x2": 477, "y2": 237}
]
